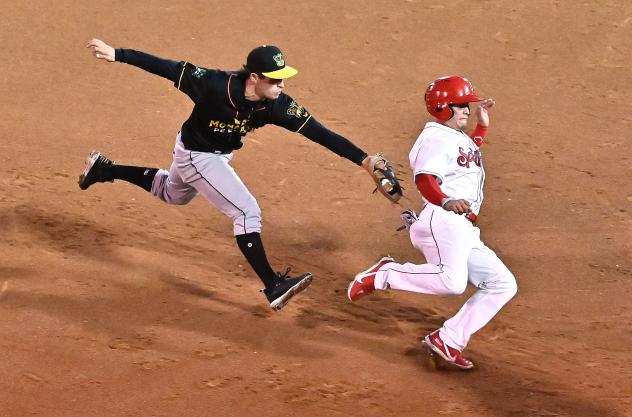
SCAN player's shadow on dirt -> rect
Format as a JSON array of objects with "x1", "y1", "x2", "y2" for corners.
[
  {"x1": 3, "y1": 265, "x2": 376, "y2": 360},
  {"x1": 406, "y1": 346, "x2": 623, "y2": 417},
  {"x1": 0, "y1": 266, "x2": 32, "y2": 281},
  {"x1": 162, "y1": 275, "x2": 216, "y2": 298},
  {"x1": 328, "y1": 294, "x2": 624, "y2": 417},
  {"x1": 0, "y1": 203, "x2": 235, "y2": 267},
  {"x1": 0, "y1": 204, "x2": 127, "y2": 263},
  {"x1": 1, "y1": 279, "x2": 322, "y2": 356},
  {"x1": 315, "y1": 297, "x2": 624, "y2": 416},
  {"x1": 336, "y1": 296, "x2": 626, "y2": 417},
  {"x1": 155, "y1": 272, "x2": 414, "y2": 360},
  {"x1": 0, "y1": 202, "x2": 385, "y2": 357}
]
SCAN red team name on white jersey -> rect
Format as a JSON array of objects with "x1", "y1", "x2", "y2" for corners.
[{"x1": 409, "y1": 122, "x2": 485, "y2": 215}]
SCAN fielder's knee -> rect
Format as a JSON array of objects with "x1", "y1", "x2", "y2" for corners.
[
  {"x1": 232, "y1": 205, "x2": 262, "y2": 235},
  {"x1": 157, "y1": 191, "x2": 196, "y2": 205},
  {"x1": 168, "y1": 193, "x2": 196, "y2": 205},
  {"x1": 151, "y1": 170, "x2": 197, "y2": 205}
]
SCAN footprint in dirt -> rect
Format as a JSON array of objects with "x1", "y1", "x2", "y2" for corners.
[
  {"x1": 108, "y1": 333, "x2": 155, "y2": 351},
  {"x1": 133, "y1": 357, "x2": 179, "y2": 371},
  {"x1": 201, "y1": 375, "x2": 243, "y2": 389}
]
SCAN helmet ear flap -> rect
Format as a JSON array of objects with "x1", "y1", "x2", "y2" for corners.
[{"x1": 433, "y1": 104, "x2": 453, "y2": 122}]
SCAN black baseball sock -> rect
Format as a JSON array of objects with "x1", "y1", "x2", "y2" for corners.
[
  {"x1": 236, "y1": 232, "x2": 277, "y2": 288},
  {"x1": 110, "y1": 165, "x2": 159, "y2": 192}
]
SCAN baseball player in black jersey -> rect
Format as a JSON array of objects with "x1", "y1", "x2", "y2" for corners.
[{"x1": 81, "y1": 38, "x2": 401, "y2": 311}]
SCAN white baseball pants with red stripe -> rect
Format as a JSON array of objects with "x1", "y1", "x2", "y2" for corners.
[{"x1": 374, "y1": 204, "x2": 517, "y2": 350}]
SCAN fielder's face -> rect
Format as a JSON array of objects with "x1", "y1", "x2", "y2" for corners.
[
  {"x1": 446, "y1": 103, "x2": 470, "y2": 130},
  {"x1": 254, "y1": 75, "x2": 285, "y2": 100}
]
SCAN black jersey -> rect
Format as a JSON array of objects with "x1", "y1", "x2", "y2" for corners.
[{"x1": 115, "y1": 49, "x2": 367, "y2": 164}]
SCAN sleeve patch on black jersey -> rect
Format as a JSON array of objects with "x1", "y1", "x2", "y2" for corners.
[
  {"x1": 287, "y1": 100, "x2": 309, "y2": 118},
  {"x1": 192, "y1": 67, "x2": 207, "y2": 79}
]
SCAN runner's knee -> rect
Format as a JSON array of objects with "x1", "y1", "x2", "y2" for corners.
[
  {"x1": 501, "y1": 272, "x2": 518, "y2": 300},
  {"x1": 442, "y1": 270, "x2": 469, "y2": 295},
  {"x1": 483, "y1": 270, "x2": 518, "y2": 301}
]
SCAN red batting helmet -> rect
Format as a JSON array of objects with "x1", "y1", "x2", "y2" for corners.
[{"x1": 424, "y1": 76, "x2": 481, "y2": 121}]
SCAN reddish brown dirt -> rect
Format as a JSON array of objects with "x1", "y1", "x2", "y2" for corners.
[{"x1": 1, "y1": 1, "x2": 631, "y2": 416}]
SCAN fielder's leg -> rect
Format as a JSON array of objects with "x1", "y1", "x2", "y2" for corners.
[
  {"x1": 78, "y1": 150, "x2": 161, "y2": 193},
  {"x1": 172, "y1": 136, "x2": 312, "y2": 310}
]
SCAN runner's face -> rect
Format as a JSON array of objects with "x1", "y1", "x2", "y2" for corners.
[
  {"x1": 255, "y1": 75, "x2": 285, "y2": 99},
  {"x1": 445, "y1": 103, "x2": 470, "y2": 129}
]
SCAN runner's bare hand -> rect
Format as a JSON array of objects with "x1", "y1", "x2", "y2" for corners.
[
  {"x1": 444, "y1": 199, "x2": 471, "y2": 214},
  {"x1": 475, "y1": 98, "x2": 495, "y2": 127}
]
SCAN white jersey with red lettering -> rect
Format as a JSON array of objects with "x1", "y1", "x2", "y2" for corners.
[
  {"x1": 369, "y1": 120, "x2": 516, "y2": 353},
  {"x1": 409, "y1": 122, "x2": 485, "y2": 214}
]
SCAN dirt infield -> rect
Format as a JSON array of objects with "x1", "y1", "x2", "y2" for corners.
[{"x1": 1, "y1": 1, "x2": 631, "y2": 416}]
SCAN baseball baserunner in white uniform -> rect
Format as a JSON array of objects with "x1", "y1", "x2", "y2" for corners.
[{"x1": 347, "y1": 76, "x2": 517, "y2": 369}]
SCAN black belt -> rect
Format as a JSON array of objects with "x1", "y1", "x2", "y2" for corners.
[
  {"x1": 208, "y1": 147, "x2": 233, "y2": 154},
  {"x1": 186, "y1": 143, "x2": 235, "y2": 154},
  {"x1": 180, "y1": 132, "x2": 240, "y2": 154}
]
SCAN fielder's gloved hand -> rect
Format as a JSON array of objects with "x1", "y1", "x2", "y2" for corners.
[{"x1": 367, "y1": 153, "x2": 403, "y2": 203}]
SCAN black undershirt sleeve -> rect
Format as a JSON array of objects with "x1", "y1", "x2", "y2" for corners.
[
  {"x1": 115, "y1": 49, "x2": 180, "y2": 82},
  {"x1": 298, "y1": 117, "x2": 368, "y2": 165}
]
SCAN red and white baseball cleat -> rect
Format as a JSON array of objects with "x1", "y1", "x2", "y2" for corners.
[
  {"x1": 423, "y1": 329, "x2": 474, "y2": 370},
  {"x1": 347, "y1": 256, "x2": 394, "y2": 301}
]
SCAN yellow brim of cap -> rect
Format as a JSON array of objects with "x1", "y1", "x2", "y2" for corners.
[{"x1": 262, "y1": 65, "x2": 298, "y2": 79}]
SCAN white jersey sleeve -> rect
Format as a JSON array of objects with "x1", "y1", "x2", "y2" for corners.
[
  {"x1": 412, "y1": 136, "x2": 450, "y2": 184},
  {"x1": 409, "y1": 127, "x2": 450, "y2": 184}
]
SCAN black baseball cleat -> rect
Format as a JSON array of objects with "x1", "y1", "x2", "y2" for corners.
[
  {"x1": 263, "y1": 268, "x2": 313, "y2": 311},
  {"x1": 78, "y1": 151, "x2": 114, "y2": 190}
]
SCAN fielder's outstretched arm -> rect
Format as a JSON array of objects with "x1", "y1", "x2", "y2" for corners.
[
  {"x1": 284, "y1": 110, "x2": 401, "y2": 201},
  {"x1": 295, "y1": 116, "x2": 368, "y2": 165},
  {"x1": 87, "y1": 38, "x2": 181, "y2": 83}
]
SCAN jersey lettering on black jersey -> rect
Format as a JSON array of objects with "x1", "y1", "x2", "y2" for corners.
[{"x1": 175, "y1": 62, "x2": 312, "y2": 153}]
